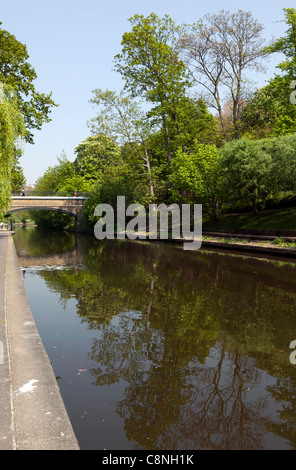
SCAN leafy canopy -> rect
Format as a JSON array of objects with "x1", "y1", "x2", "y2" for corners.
[{"x1": 171, "y1": 142, "x2": 223, "y2": 221}]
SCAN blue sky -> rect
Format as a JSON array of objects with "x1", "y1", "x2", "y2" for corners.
[{"x1": 0, "y1": 0, "x2": 291, "y2": 184}]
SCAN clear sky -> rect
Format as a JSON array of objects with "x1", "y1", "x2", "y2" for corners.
[{"x1": 0, "y1": 0, "x2": 291, "y2": 184}]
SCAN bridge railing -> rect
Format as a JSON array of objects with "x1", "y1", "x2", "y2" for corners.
[{"x1": 12, "y1": 191, "x2": 90, "y2": 198}]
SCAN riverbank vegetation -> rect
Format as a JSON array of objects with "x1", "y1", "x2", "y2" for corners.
[{"x1": 2, "y1": 9, "x2": 296, "y2": 232}]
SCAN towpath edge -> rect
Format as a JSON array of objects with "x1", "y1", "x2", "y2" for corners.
[{"x1": 0, "y1": 232, "x2": 79, "y2": 450}]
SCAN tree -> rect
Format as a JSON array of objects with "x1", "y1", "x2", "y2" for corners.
[
  {"x1": 89, "y1": 89, "x2": 156, "y2": 201},
  {"x1": 179, "y1": 10, "x2": 267, "y2": 139},
  {"x1": 82, "y1": 163, "x2": 140, "y2": 228},
  {"x1": 219, "y1": 138, "x2": 277, "y2": 213},
  {"x1": 114, "y1": 13, "x2": 192, "y2": 164},
  {"x1": 170, "y1": 142, "x2": 223, "y2": 221},
  {"x1": 240, "y1": 75, "x2": 296, "y2": 138},
  {"x1": 73, "y1": 134, "x2": 121, "y2": 185},
  {"x1": 266, "y1": 133, "x2": 296, "y2": 193},
  {"x1": 172, "y1": 96, "x2": 220, "y2": 147},
  {"x1": 0, "y1": 22, "x2": 57, "y2": 144},
  {"x1": 0, "y1": 84, "x2": 25, "y2": 217}
]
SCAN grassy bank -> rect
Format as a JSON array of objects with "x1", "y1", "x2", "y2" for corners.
[{"x1": 203, "y1": 207, "x2": 296, "y2": 232}]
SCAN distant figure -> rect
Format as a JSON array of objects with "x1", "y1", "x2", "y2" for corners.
[
  {"x1": 74, "y1": 189, "x2": 77, "y2": 197},
  {"x1": 21, "y1": 189, "x2": 25, "y2": 196},
  {"x1": 0, "y1": 222, "x2": 3, "y2": 230}
]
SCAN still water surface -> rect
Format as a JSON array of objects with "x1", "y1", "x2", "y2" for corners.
[{"x1": 13, "y1": 226, "x2": 296, "y2": 450}]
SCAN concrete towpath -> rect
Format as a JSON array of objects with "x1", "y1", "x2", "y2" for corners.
[{"x1": 0, "y1": 231, "x2": 79, "y2": 450}]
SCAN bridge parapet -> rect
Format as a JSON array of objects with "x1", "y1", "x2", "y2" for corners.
[{"x1": 11, "y1": 196, "x2": 86, "y2": 200}]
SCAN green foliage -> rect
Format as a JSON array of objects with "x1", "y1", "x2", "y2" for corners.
[
  {"x1": 220, "y1": 139, "x2": 273, "y2": 213},
  {"x1": 240, "y1": 76, "x2": 296, "y2": 138},
  {"x1": 114, "y1": 13, "x2": 190, "y2": 105},
  {"x1": 219, "y1": 134, "x2": 296, "y2": 213},
  {"x1": 264, "y1": 133, "x2": 296, "y2": 192},
  {"x1": 170, "y1": 142, "x2": 223, "y2": 221},
  {"x1": 83, "y1": 163, "x2": 146, "y2": 227},
  {"x1": 167, "y1": 96, "x2": 220, "y2": 150},
  {"x1": 73, "y1": 134, "x2": 121, "y2": 183},
  {"x1": 31, "y1": 210, "x2": 74, "y2": 230},
  {"x1": 33, "y1": 132, "x2": 152, "y2": 229},
  {"x1": 202, "y1": 206, "x2": 296, "y2": 232}
]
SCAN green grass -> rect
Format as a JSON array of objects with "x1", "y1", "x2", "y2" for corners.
[
  {"x1": 203, "y1": 207, "x2": 296, "y2": 232},
  {"x1": 271, "y1": 237, "x2": 296, "y2": 247}
]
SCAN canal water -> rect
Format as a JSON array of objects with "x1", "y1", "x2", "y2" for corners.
[{"x1": 13, "y1": 226, "x2": 296, "y2": 450}]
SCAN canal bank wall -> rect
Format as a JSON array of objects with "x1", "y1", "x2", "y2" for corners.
[{"x1": 0, "y1": 231, "x2": 79, "y2": 450}]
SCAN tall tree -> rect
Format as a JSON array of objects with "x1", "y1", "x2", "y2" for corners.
[
  {"x1": 179, "y1": 10, "x2": 267, "y2": 139},
  {"x1": 114, "y1": 13, "x2": 192, "y2": 164},
  {"x1": 0, "y1": 22, "x2": 57, "y2": 144}
]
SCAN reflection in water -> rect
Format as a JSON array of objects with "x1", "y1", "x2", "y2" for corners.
[{"x1": 14, "y1": 227, "x2": 296, "y2": 450}]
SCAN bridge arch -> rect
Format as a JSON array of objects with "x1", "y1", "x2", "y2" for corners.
[
  {"x1": 6, "y1": 197, "x2": 87, "y2": 229},
  {"x1": 7, "y1": 206, "x2": 78, "y2": 220}
]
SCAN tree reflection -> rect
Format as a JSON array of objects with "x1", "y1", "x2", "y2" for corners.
[
  {"x1": 89, "y1": 321, "x2": 271, "y2": 449},
  {"x1": 177, "y1": 350, "x2": 268, "y2": 450}
]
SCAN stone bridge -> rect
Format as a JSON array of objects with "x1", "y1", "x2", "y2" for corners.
[{"x1": 7, "y1": 197, "x2": 87, "y2": 229}]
